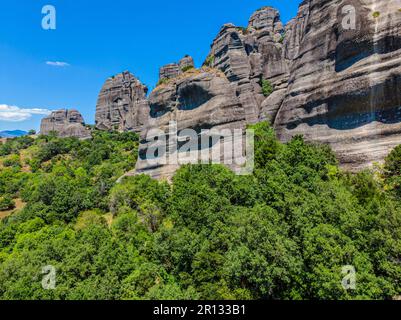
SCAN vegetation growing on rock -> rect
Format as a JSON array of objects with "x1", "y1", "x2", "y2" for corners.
[
  {"x1": 181, "y1": 65, "x2": 195, "y2": 73},
  {"x1": 204, "y1": 55, "x2": 215, "y2": 68},
  {"x1": 261, "y1": 79, "x2": 274, "y2": 97}
]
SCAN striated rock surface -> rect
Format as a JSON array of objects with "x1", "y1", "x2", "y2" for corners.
[
  {"x1": 274, "y1": 0, "x2": 401, "y2": 170},
  {"x1": 135, "y1": 67, "x2": 249, "y2": 179},
  {"x1": 179, "y1": 55, "x2": 195, "y2": 70},
  {"x1": 206, "y1": 7, "x2": 290, "y2": 124},
  {"x1": 40, "y1": 109, "x2": 91, "y2": 138},
  {"x1": 133, "y1": 0, "x2": 401, "y2": 178},
  {"x1": 159, "y1": 63, "x2": 181, "y2": 81},
  {"x1": 97, "y1": 0, "x2": 400, "y2": 179},
  {"x1": 95, "y1": 71, "x2": 149, "y2": 132},
  {"x1": 159, "y1": 55, "x2": 195, "y2": 81}
]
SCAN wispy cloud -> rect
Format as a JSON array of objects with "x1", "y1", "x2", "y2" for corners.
[
  {"x1": 0, "y1": 104, "x2": 52, "y2": 122},
  {"x1": 46, "y1": 61, "x2": 70, "y2": 67}
]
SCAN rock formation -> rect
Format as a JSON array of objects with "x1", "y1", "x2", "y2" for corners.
[
  {"x1": 89, "y1": 0, "x2": 400, "y2": 179},
  {"x1": 206, "y1": 7, "x2": 289, "y2": 124},
  {"x1": 133, "y1": 0, "x2": 401, "y2": 178},
  {"x1": 40, "y1": 109, "x2": 91, "y2": 139},
  {"x1": 135, "y1": 67, "x2": 249, "y2": 179},
  {"x1": 179, "y1": 55, "x2": 195, "y2": 70},
  {"x1": 159, "y1": 64, "x2": 181, "y2": 81},
  {"x1": 274, "y1": 0, "x2": 401, "y2": 171},
  {"x1": 135, "y1": 7, "x2": 294, "y2": 178},
  {"x1": 159, "y1": 55, "x2": 195, "y2": 81},
  {"x1": 95, "y1": 71, "x2": 149, "y2": 132}
]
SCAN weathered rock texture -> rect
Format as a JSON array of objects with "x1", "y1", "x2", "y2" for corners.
[
  {"x1": 133, "y1": 1, "x2": 401, "y2": 178},
  {"x1": 159, "y1": 64, "x2": 181, "y2": 81},
  {"x1": 274, "y1": 0, "x2": 401, "y2": 170},
  {"x1": 159, "y1": 55, "x2": 195, "y2": 81},
  {"x1": 92, "y1": 1, "x2": 400, "y2": 179},
  {"x1": 207, "y1": 7, "x2": 288, "y2": 124},
  {"x1": 95, "y1": 71, "x2": 149, "y2": 132},
  {"x1": 40, "y1": 109, "x2": 91, "y2": 138},
  {"x1": 179, "y1": 55, "x2": 195, "y2": 70},
  {"x1": 135, "y1": 67, "x2": 249, "y2": 179}
]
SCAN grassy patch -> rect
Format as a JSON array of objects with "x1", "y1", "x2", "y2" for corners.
[
  {"x1": 156, "y1": 77, "x2": 169, "y2": 87},
  {"x1": 181, "y1": 65, "x2": 194, "y2": 73}
]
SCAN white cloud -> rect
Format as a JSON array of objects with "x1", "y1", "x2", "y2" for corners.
[
  {"x1": 0, "y1": 104, "x2": 52, "y2": 122},
  {"x1": 46, "y1": 61, "x2": 70, "y2": 67}
]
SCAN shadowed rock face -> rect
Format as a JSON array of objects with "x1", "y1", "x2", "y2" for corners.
[
  {"x1": 95, "y1": 71, "x2": 149, "y2": 132},
  {"x1": 274, "y1": 0, "x2": 401, "y2": 170},
  {"x1": 40, "y1": 109, "x2": 91, "y2": 139}
]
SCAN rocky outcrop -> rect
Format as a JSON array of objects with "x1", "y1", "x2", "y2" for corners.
[
  {"x1": 40, "y1": 109, "x2": 91, "y2": 138},
  {"x1": 133, "y1": 0, "x2": 401, "y2": 178},
  {"x1": 179, "y1": 55, "x2": 195, "y2": 70},
  {"x1": 88, "y1": 0, "x2": 400, "y2": 179},
  {"x1": 95, "y1": 71, "x2": 149, "y2": 132},
  {"x1": 206, "y1": 7, "x2": 290, "y2": 124},
  {"x1": 135, "y1": 67, "x2": 249, "y2": 179},
  {"x1": 159, "y1": 64, "x2": 181, "y2": 81},
  {"x1": 274, "y1": 0, "x2": 401, "y2": 170},
  {"x1": 135, "y1": 7, "x2": 294, "y2": 179},
  {"x1": 159, "y1": 55, "x2": 195, "y2": 81}
]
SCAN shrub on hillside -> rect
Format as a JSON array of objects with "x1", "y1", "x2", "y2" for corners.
[{"x1": 0, "y1": 195, "x2": 15, "y2": 211}]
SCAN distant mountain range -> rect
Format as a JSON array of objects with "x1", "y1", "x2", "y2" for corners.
[{"x1": 0, "y1": 130, "x2": 28, "y2": 138}]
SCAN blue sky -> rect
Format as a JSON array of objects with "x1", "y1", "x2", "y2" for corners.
[{"x1": 0, "y1": 0, "x2": 302, "y2": 132}]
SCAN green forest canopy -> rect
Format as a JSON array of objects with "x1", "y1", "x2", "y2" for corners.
[{"x1": 0, "y1": 122, "x2": 400, "y2": 300}]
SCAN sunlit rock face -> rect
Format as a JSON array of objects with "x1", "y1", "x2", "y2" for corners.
[
  {"x1": 101, "y1": 0, "x2": 401, "y2": 179},
  {"x1": 159, "y1": 55, "x2": 195, "y2": 81},
  {"x1": 95, "y1": 71, "x2": 149, "y2": 132},
  {"x1": 274, "y1": 0, "x2": 401, "y2": 170},
  {"x1": 134, "y1": 0, "x2": 401, "y2": 178},
  {"x1": 207, "y1": 7, "x2": 289, "y2": 124},
  {"x1": 135, "y1": 68, "x2": 249, "y2": 179},
  {"x1": 40, "y1": 109, "x2": 91, "y2": 139}
]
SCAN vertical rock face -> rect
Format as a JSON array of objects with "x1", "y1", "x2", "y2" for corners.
[
  {"x1": 89, "y1": 0, "x2": 400, "y2": 179},
  {"x1": 40, "y1": 109, "x2": 91, "y2": 138},
  {"x1": 159, "y1": 63, "x2": 181, "y2": 80},
  {"x1": 179, "y1": 55, "x2": 195, "y2": 70},
  {"x1": 207, "y1": 7, "x2": 289, "y2": 124},
  {"x1": 274, "y1": 0, "x2": 401, "y2": 170},
  {"x1": 135, "y1": 67, "x2": 249, "y2": 179},
  {"x1": 133, "y1": 0, "x2": 401, "y2": 178},
  {"x1": 159, "y1": 55, "x2": 195, "y2": 81},
  {"x1": 95, "y1": 71, "x2": 149, "y2": 132}
]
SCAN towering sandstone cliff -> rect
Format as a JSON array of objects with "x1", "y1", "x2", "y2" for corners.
[
  {"x1": 207, "y1": 7, "x2": 289, "y2": 124},
  {"x1": 135, "y1": 66, "x2": 249, "y2": 179},
  {"x1": 95, "y1": 71, "x2": 149, "y2": 132},
  {"x1": 274, "y1": 0, "x2": 401, "y2": 170},
  {"x1": 136, "y1": 0, "x2": 401, "y2": 177},
  {"x1": 40, "y1": 109, "x2": 91, "y2": 139},
  {"x1": 51, "y1": 0, "x2": 400, "y2": 178}
]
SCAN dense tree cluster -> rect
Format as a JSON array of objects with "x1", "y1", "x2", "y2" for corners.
[{"x1": 0, "y1": 124, "x2": 400, "y2": 300}]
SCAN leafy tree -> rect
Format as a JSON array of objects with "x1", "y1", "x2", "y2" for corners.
[{"x1": 0, "y1": 195, "x2": 15, "y2": 211}]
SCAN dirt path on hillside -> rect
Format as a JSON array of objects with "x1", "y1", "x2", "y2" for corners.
[{"x1": 0, "y1": 198, "x2": 26, "y2": 220}]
